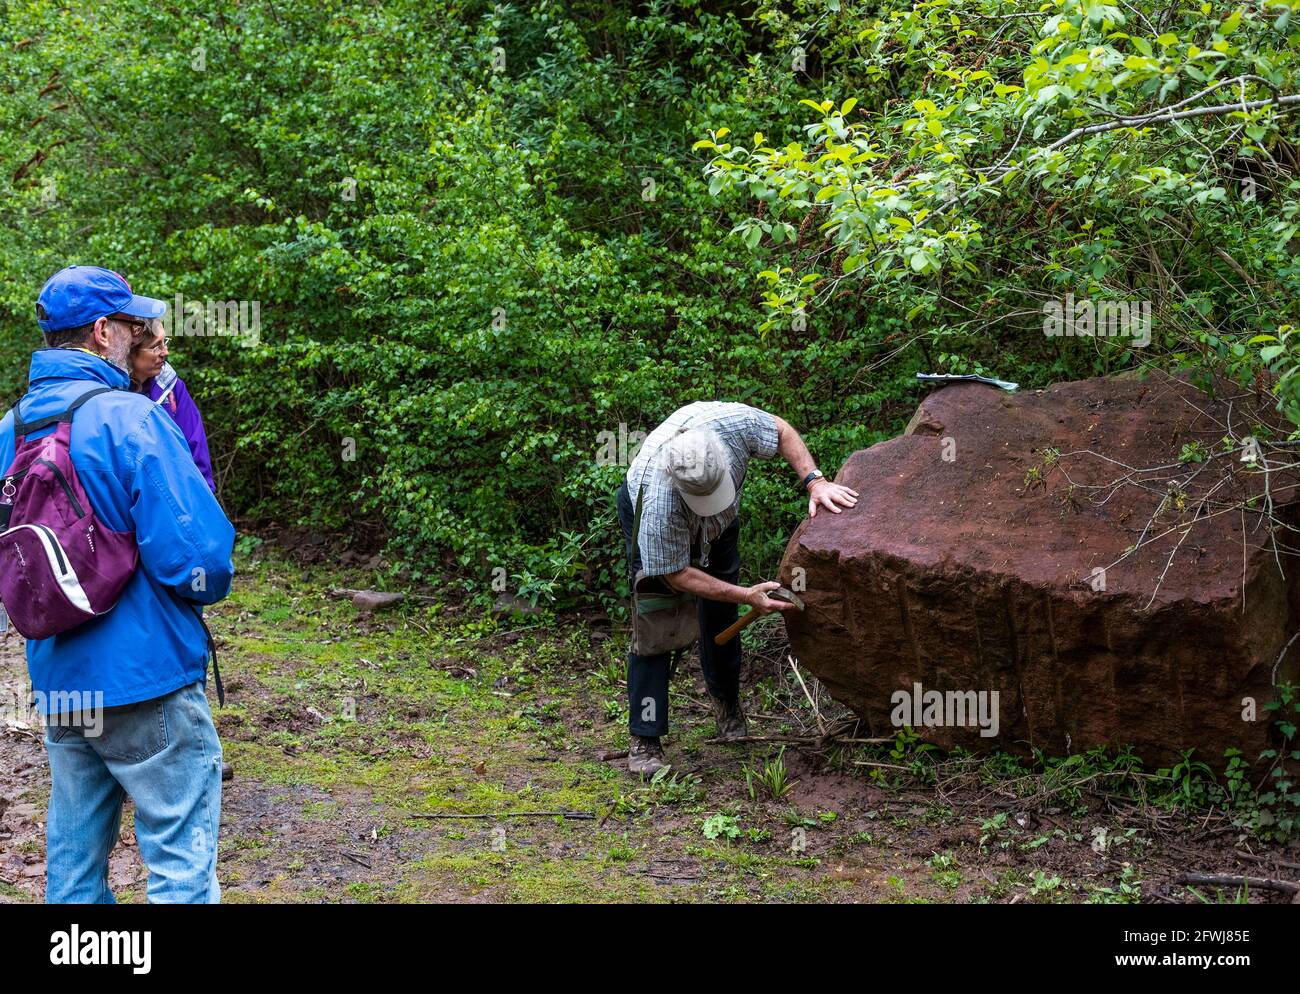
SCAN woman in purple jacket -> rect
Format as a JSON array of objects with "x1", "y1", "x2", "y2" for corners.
[
  {"x1": 129, "y1": 320, "x2": 230, "y2": 782},
  {"x1": 129, "y1": 321, "x2": 217, "y2": 493}
]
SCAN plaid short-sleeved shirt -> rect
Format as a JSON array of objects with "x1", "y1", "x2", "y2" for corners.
[{"x1": 625, "y1": 401, "x2": 780, "y2": 577}]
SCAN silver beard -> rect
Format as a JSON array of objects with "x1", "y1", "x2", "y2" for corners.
[{"x1": 105, "y1": 329, "x2": 133, "y2": 372}]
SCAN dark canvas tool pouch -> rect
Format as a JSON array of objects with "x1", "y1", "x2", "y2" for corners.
[{"x1": 629, "y1": 475, "x2": 697, "y2": 656}]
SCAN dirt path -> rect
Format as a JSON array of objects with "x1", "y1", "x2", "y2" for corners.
[{"x1": 2, "y1": 552, "x2": 1297, "y2": 903}]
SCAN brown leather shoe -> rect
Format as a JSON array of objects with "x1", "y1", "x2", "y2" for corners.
[
  {"x1": 628, "y1": 735, "x2": 667, "y2": 775},
  {"x1": 711, "y1": 696, "x2": 748, "y2": 741}
]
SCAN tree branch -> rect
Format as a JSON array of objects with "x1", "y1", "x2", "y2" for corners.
[{"x1": 1036, "y1": 88, "x2": 1300, "y2": 157}]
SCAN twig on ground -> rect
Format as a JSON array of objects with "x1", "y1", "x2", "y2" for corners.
[
  {"x1": 702, "y1": 733, "x2": 822, "y2": 745},
  {"x1": 409, "y1": 811, "x2": 596, "y2": 820},
  {"x1": 1176, "y1": 872, "x2": 1299, "y2": 894},
  {"x1": 1234, "y1": 850, "x2": 1300, "y2": 872},
  {"x1": 788, "y1": 654, "x2": 825, "y2": 735}
]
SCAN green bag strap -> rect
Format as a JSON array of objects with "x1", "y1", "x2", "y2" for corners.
[
  {"x1": 630, "y1": 472, "x2": 688, "y2": 603},
  {"x1": 636, "y1": 593, "x2": 692, "y2": 614},
  {"x1": 630, "y1": 471, "x2": 649, "y2": 571}
]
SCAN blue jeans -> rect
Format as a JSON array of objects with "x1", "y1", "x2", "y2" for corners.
[{"x1": 43, "y1": 680, "x2": 223, "y2": 904}]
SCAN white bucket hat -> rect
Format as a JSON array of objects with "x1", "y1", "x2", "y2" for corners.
[{"x1": 663, "y1": 428, "x2": 735, "y2": 517}]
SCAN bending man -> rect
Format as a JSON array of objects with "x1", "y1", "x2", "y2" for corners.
[{"x1": 615, "y1": 401, "x2": 857, "y2": 775}]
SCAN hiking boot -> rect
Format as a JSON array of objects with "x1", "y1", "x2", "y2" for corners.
[
  {"x1": 628, "y1": 735, "x2": 667, "y2": 776},
  {"x1": 711, "y1": 696, "x2": 748, "y2": 741},
  {"x1": 221, "y1": 762, "x2": 233, "y2": 781}
]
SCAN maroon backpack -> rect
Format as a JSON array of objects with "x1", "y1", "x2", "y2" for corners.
[{"x1": 0, "y1": 387, "x2": 140, "y2": 639}]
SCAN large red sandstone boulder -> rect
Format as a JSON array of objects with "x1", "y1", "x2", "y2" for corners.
[{"x1": 780, "y1": 371, "x2": 1300, "y2": 769}]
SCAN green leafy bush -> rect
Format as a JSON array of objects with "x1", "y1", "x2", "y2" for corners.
[{"x1": 3, "y1": 0, "x2": 1298, "y2": 611}]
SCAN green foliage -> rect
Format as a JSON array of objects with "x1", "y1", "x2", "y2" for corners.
[
  {"x1": 1028, "y1": 870, "x2": 1064, "y2": 900},
  {"x1": 1256, "y1": 681, "x2": 1300, "y2": 837},
  {"x1": 1105, "y1": 684, "x2": 1300, "y2": 838},
  {"x1": 702, "y1": 0, "x2": 1300, "y2": 419},
  {"x1": 0, "y1": 0, "x2": 912, "y2": 602},
  {"x1": 743, "y1": 745, "x2": 796, "y2": 801},
  {"x1": 4, "y1": 0, "x2": 1300, "y2": 610},
  {"x1": 1085, "y1": 865, "x2": 1143, "y2": 904},
  {"x1": 701, "y1": 812, "x2": 742, "y2": 840},
  {"x1": 609, "y1": 765, "x2": 704, "y2": 820},
  {"x1": 1158, "y1": 748, "x2": 1218, "y2": 807},
  {"x1": 871, "y1": 724, "x2": 938, "y2": 786}
]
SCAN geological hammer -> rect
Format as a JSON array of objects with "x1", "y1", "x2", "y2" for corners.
[{"x1": 714, "y1": 586, "x2": 806, "y2": 646}]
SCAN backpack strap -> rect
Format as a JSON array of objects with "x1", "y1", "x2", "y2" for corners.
[
  {"x1": 153, "y1": 363, "x2": 179, "y2": 409},
  {"x1": 191, "y1": 603, "x2": 225, "y2": 707},
  {"x1": 155, "y1": 380, "x2": 179, "y2": 410},
  {"x1": 12, "y1": 387, "x2": 114, "y2": 439},
  {"x1": 168, "y1": 590, "x2": 225, "y2": 707}
]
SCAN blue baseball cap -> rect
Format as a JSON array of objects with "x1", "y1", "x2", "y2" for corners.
[{"x1": 36, "y1": 265, "x2": 166, "y2": 333}]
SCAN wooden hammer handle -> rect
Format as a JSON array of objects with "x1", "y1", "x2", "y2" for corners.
[{"x1": 715, "y1": 606, "x2": 762, "y2": 646}]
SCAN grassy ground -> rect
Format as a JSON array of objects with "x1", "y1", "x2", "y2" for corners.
[{"x1": 1, "y1": 547, "x2": 1297, "y2": 903}]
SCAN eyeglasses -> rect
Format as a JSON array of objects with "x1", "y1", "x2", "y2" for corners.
[
  {"x1": 108, "y1": 315, "x2": 149, "y2": 336},
  {"x1": 140, "y1": 337, "x2": 169, "y2": 355}
]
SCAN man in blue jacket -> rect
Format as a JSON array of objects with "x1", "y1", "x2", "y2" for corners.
[{"x1": 0, "y1": 266, "x2": 235, "y2": 904}]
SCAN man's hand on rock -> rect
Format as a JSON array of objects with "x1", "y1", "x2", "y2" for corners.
[
  {"x1": 808, "y1": 479, "x2": 859, "y2": 518},
  {"x1": 745, "y1": 581, "x2": 798, "y2": 615}
]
